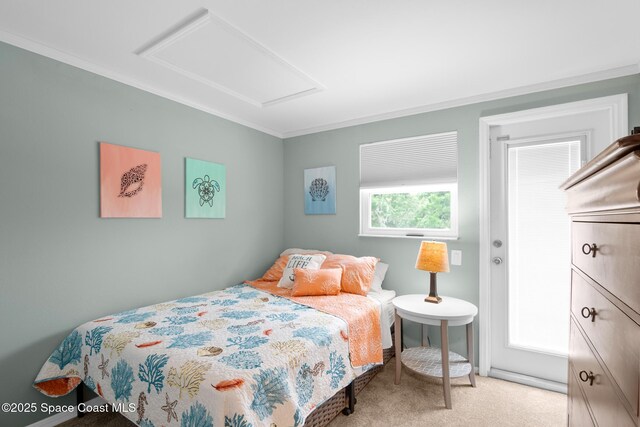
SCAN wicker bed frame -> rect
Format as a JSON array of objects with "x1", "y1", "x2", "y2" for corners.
[
  {"x1": 303, "y1": 330, "x2": 395, "y2": 427},
  {"x1": 76, "y1": 331, "x2": 395, "y2": 426}
]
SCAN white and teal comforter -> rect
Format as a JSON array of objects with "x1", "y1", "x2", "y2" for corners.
[{"x1": 34, "y1": 284, "x2": 377, "y2": 427}]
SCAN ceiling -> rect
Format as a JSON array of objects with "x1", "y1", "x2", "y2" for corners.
[{"x1": 1, "y1": 1, "x2": 639, "y2": 138}]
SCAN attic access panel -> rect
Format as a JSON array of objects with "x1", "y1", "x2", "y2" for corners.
[{"x1": 138, "y1": 9, "x2": 323, "y2": 107}]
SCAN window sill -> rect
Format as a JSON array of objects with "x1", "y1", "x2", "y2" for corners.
[{"x1": 358, "y1": 234, "x2": 460, "y2": 241}]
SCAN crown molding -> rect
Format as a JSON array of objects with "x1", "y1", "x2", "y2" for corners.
[
  {"x1": 1, "y1": 26, "x2": 638, "y2": 142},
  {"x1": 0, "y1": 29, "x2": 284, "y2": 138},
  {"x1": 282, "y1": 63, "x2": 640, "y2": 139}
]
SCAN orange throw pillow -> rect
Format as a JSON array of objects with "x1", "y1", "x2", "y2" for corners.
[
  {"x1": 261, "y1": 253, "x2": 330, "y2": 282},
  {"x1": 291, "y1": 268, "x2": 342, "y2": 296},
  {"x1": 261, "y1": 255, "x2": 289, "y2": 281},
  {"x1": 322, "y1": 255, "x2": 378, "y2": 295}
]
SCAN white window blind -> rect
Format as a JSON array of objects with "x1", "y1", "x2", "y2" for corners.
[{"x1": 360, "y1": 131, "x2": 458, "y2": 188}]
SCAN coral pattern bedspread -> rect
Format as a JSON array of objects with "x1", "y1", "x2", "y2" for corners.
[
  {"x1": 247, "y1": 280, "x2": 382, "y2": 366},
  {"x1": 34, "y1": 284, "x2": 380, "y2": 427}
]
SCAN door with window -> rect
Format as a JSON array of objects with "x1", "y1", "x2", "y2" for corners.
[{"x1": 489, "y1": 131, "x2": 585, "y2": 386}]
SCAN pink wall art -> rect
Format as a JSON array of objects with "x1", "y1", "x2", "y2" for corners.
[{"x1": 100, "y1": 142, "x2": 162, "y2": 218}]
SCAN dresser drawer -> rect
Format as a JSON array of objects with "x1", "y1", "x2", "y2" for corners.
[
  {"x1": 571, "y1": 271, "x2": 640, "y2": 416},
  {"x1": 570, "y1": 320, "x2": 636, "y2": 427},
  {"x1": 572, "y1": 221, "x2": 640, "y2": 315},
  {"x1": 568, "y1": 367, "x2": 595, "y2": 427}
]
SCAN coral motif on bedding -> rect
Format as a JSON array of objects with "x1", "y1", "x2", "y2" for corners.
[
  {"x1": 296, "y1": 364, "x2": 315, "y2": 406},
  {"x1": 104, "y1": 331, "x2": 140, "y2": 356},
  {"x1": 221, "y1": 350, "x2": 263, "y2": 370},
  {"x1": 111, "y1": 359, "x2": 135, "y2": 401},
  {"x1": 168, "y1": 331, "x2": 214, "y2": 349},
  {"x1": 85, "y1": 326, "x2": 112, "y2": 356},
  {"x1": 116, "y1": 311, "x2": 155, "y2": 324},
  {"x1": 326, "y1": 351, "x2": 347, "y2": 388},
  {"x1": 138, "y1": 354, "x2": 169, "y2": 394},
  {"x1": 34, "y1": 284, "x2": 378, "y2": 426},
  {"x1": 227, "y1": 336, "x2": 269, "y2": 350},
  {"x1": 48, "y1": 330, "x2": 82, "y2": 370},
  {"x1": 250, "y1": 367, "x2": 290, "y2": 420},
  {"x1": 247, "y1": 280, "x2": 383, "y2": 366},
  {"x1": 167, "y1": 360, "x2": 210, "y2": 399}
]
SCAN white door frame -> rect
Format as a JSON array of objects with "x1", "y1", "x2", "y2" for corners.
[{"x1": 477, "y1": 93, "x2": 628, "y2": 377}]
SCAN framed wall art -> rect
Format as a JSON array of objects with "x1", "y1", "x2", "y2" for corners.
[
  {"x1": 185, "y1": 157, "x2": 226, "y2": 218},
  {"x1": 100, "y1": 142, "x2": 162, "y2": 218},
  {"x1": 304, "y1": 166, "x2": 336, "y2": 215}
]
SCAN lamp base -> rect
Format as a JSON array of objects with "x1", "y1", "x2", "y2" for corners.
[
  {"x1": 424, "y1": 295, "x2": 442, "y2": 304},
  {"x1": 425, "y1": 272, "x2": 442, "y2": 304}
]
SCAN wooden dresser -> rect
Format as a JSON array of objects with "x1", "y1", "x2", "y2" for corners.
[{"x1": 561, "y1": 131, "x2": 640, "y2": 427}]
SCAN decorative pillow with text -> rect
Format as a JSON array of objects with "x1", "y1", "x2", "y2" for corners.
[{"x1": 277, "y1": 254, "x2": 327, "y2": 289}]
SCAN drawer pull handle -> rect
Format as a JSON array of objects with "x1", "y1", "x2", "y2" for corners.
[
  {"x1": 581, "y1": 307, "x2": 597, "y2": 322},
  {"x1": 581, "y1": 243, "x2": 598, "y2": 258},
  {"x1": 578, "y1": 370, "x2": 595, "y2": 386}
]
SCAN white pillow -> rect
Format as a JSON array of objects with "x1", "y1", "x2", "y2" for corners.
[
  {"x1": 280, "y1": 248, "x2": 333, "y2": 257},
  {"x1": 277, "y1": 254, "x2": 327, "y2": 289},
  {"x1": 369, "y1": 262, "x2": 389, "y2": 293}
]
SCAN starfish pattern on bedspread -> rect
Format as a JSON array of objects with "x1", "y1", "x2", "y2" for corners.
[{"x1": 161, "y1": 392, "x2": 178, "y2": 423}]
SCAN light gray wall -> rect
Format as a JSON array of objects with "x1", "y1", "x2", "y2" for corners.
[
  {"x1": 283, "y1": 74, "x2": 640, "y2": 357},
  {"x1": 0, "y1": 42, "x2": 284, "y2": 425}
]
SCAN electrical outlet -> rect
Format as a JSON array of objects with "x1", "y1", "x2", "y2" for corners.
[{"x1": 451, "y1": 250, "x2": 462, "y2": 266}]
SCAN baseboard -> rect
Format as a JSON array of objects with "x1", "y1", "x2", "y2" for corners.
[
  {"x1": 489, "y1": 368, "x2": 567, "y2": 394},
  {"x1": 27, "y1": 396, "x2": 107, "y2": 427}
]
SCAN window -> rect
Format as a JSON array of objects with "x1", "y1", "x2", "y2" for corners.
[{"x1": 359, "y1": 131, "x2": 458, "y2": 238}]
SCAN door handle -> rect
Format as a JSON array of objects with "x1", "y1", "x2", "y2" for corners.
[{"x1": 492, "y1": 257, "x2": 503, "y2": 265}]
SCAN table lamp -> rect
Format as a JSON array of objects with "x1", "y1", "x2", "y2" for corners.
[{"x1": 415, "y1": 241, "x2": 450, "y2": 303}]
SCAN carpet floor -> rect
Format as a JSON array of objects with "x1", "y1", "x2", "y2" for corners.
[{"x1": 58, "y1": 358, "x2": 566, "y2": 427}]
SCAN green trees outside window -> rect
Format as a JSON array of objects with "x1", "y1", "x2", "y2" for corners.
[{"x1": 370, "y1": 191, "x2": 451, "y2": 229}]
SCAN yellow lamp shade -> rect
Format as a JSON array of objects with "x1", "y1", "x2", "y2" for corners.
[{"x1": 415, "y1": 241, "x2": 450, "y2": 273}]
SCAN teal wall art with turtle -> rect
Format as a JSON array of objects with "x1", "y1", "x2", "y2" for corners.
[
  {"x1": 185, "y1": 157, "x2": 226, "y2": 218},
  {"x1": 1, "y1": 42, "x2": 284, "y2": 426}
]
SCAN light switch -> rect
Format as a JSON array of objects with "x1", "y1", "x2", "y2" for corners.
[{"x1": 451, "y1": 250, "x2": 462, "y2": 266}]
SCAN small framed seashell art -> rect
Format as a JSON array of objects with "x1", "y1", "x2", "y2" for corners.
[
  {"x1": 304, "y1": 166, "x2": 336, "y2": 215},
  {"x1": 185, "y1": 158, "x2": 226, "y2": 218},
  {"x1": 100, "y1": 142, "x2": 162, "y2": 218}
]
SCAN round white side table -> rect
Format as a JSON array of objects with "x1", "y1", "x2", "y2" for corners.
[{"x1": 392, "y1": 294, "x2": 478, "y2": 409}]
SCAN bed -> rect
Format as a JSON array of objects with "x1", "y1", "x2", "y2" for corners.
[{"x1": 34, "y1": 258, "x2": 396, "y2": 427}]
